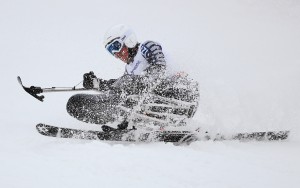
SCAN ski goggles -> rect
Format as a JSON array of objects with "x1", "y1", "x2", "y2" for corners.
[{"x1": 105, "y1": 38, "x2": 123, "y2": 55}]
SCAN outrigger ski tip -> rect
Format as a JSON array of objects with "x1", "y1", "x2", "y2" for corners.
[
  {"x1": 17, "y1": 76, "x2": 45, "y2": 102},
  {"x1": 17, "y1": 76, "x2": 22, "y2": 85}
]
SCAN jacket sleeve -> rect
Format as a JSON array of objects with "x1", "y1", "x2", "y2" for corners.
[{"x1": 140, "y1": 41, "x2": 167, "y2": 80}]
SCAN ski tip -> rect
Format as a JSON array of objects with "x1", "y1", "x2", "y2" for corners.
[
  {"x1": 36, "y1": 123, "x2": 48, "y2": 130},
  {"x1": 36, "y1": 123, "x2": 45, "y2": 133},
  {"x1": 36, "y1": 123, "x2": 59, "y2": 137}
]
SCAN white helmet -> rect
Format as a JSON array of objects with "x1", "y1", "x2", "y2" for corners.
[{"x1": 103, "y1": 24, "x2": 138, "y2": 49}]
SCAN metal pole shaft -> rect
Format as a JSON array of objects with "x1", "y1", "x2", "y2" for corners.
[{"x1": 42, "y1": 87, "x2": 91, "y2": 93}]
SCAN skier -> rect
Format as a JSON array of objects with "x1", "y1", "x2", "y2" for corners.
[
  {"x1": 17, "y1": 25, "x2": 289, "y2": 143},
  {"x1": 66, "y1": 24, "x2": 199, "y2": 131}
]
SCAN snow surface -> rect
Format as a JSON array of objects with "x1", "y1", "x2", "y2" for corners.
[{"x1": 1, "y1": 0, "x2": 300, "y2": 187}]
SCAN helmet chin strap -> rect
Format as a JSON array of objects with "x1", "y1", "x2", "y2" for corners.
[{"x1": 127, "y1": 43, "x2": 140, "y2": 63}]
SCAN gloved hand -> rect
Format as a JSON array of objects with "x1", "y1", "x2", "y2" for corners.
[{"x1": 83, "y1": 71, "x2": 97, "y2": 89}]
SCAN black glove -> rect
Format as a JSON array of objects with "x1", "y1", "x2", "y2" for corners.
[{"x1": 83, "y1": 71, "x2": 97, "y2": 89}]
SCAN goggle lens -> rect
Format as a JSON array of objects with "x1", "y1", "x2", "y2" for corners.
[{"x1": 106, "y1": 40, "x2": 123, "y2": 55}]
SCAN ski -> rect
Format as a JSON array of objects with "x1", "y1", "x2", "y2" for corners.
[
  {"x1": 36, "y1": 123, "x2": 194, "y2": 143},
  {"x1": 36, "y1": 123, "x2": 289, "y2": 144}
]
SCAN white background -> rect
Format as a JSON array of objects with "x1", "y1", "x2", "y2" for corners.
[{"x1": 0, "y1": 0, "x2": 299, "y2": 187}]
